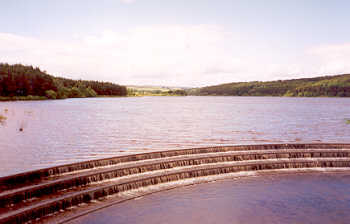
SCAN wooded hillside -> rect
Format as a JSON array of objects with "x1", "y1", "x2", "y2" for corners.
[
  {"x1": 192, "y1": 74, "x2": 350, "y2": 97},
  {"x1": 0, "y1": 63, "x2": 127, "y2": 99}
]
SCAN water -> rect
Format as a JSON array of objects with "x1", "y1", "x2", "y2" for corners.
[
  {"x1": 0, "y1": 96, "x2": 350, "y2": 176},
  {"x1": 70, "y1": 172, "x2": 350, "y2": 224}
]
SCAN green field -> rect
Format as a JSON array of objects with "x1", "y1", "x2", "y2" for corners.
[{"x1": 127, "y1": 86, "x2": 187, "y2": 96}]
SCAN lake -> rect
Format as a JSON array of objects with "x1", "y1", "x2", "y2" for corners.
[{"x1": 1, "y1": 96, "x2": 350, "y2": 177}]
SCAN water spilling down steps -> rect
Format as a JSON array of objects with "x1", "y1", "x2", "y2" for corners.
[{"x1": 1, "y1": 143, "x2": 350, "y2": 224}]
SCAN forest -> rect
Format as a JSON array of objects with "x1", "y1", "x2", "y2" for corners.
[
  {"x1": 192, "y1": 74, "x2": 350, "y2": 97},
  {"x1": 0, "y1": 63, "x2": 127, "y2": 100},
  {"x1": 3, "y1": 63, "x2": 350, "y2": 99}
]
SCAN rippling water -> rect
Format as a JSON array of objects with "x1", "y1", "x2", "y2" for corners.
[
  {"x1": 1, "y1": 96, "x2": 350, "y2": 176},
  {"x1": 71, "y1": 172, "x2": 350, "y2": 224}
]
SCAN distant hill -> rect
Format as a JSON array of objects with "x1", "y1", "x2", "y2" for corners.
[
  {"x1": 127, "y1": 85, "x2": 189, "y2": 90},
  {"x1": 0, "y1": 63, "x2": 127, "y2": 100},
  {"x1": 127, "y1": 85, "x2": 187, "y2": 96},
  {"x1": 190, "y1": 74, "x2": 350, "y2": 97}
]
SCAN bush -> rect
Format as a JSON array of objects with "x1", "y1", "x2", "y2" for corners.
[
  {"x1": 0, "y1": 114, "x2": 7, "y2": 125},
  {"x1": 57, "y1": 87, "x2": 70, "y2": 99},
  {"x1": 69, "y1": 87, "x2": 82, "y2": 98},
  {"x1": 45, "y1": 90, "x2": 57, "y2": 99},
  {"x1": 86, "y1": 87, "x2": 97, "y2": 97}
]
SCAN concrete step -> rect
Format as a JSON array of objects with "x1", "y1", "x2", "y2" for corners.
[
  {"x1": 1, "y1": 157, "x2": 350, "y2": 224},
  {"x1": 1, "y1": 143, "x2": 349, "y2": 192},
  {"x1": 1, "y1": 148, "x2": 350, "y2": 208}
]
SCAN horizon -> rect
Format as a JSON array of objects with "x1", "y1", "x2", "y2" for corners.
[
  {"x1": 5, "y1": 62, "x2": 350, "y2": 89},
  {"x1": 1, "y1": 0, "x2": 350, "y2": 87}
]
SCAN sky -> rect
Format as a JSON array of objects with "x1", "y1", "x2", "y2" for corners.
[{"x1": 1, "y1": 0, "x2": 350, "y2": 87}]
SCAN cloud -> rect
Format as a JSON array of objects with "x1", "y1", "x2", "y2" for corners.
[
  {"x1": 1, "y1": 25, "x2": 350, "y2": 87},
  {"x1": 306, "y1": 43, "x2": 350, "y2": 75},
  {"x1": 119, "y1": 0, "x2": 136, "y2": 4},
  {"x1": 0, "y1": 25, "x2": 247, "y2": 86}
]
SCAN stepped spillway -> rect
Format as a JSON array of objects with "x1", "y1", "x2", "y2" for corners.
[{"x1": 1, "y1": 143, "x2": 350, "y2": 224}]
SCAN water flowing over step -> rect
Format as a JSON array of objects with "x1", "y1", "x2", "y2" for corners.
[
  {"x1": 0, "y1": 143, "x2": 350, "y2": 224},
  {"x1": 1, "y1": 148, "x2": 350, "y2": 208}
]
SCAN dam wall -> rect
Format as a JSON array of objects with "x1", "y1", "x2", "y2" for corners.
[
  {"x1": 1, "y1": 143, "x2": 348, "y2": 190},
  {"x1": 1, "y1": 143, "x2": 350, "y2": 224}
]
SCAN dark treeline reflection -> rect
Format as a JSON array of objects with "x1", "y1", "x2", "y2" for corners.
[{"x1": 0, "y1": 63, "x2": 127, "y2": 100}]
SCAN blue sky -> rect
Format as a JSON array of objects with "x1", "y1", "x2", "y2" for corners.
[{"x1": 1, "y1": 0, "x2": 350, "y2": 86}]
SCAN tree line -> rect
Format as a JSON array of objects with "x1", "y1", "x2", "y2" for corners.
[
  {"x1": 0, "y1": 63, "x2": 127, "y2": 99},
  {"x1": 192, "y1": 74, "x2": 350, "y2": 97}
]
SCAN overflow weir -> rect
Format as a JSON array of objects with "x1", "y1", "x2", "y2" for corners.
[{"x1": 1, "y1": 143, "x2": 350, "y2": 223}]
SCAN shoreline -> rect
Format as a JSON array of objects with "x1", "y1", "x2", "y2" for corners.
[{"x1": 2, "y1": 94, "x2": 350, "y2": 102}]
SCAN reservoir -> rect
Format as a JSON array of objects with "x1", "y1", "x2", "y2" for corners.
[
  {"x1": 70, "y1": 172, "x2": 350, "y2": 224},
  {"x1": 1, "y1": 96, "x2": 350, "y2": 176}
]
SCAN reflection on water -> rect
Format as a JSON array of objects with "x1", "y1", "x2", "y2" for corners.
[
  {"x1": 0, "y1": 96, "x2": 350, "y2": 176},
  {"x1": 71, "y1": 172, "x2": 350, "y2": 224}
]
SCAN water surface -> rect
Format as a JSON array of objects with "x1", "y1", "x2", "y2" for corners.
[
  {"x1": 1, "y1": 96, "x2": 350, "y2": 176},
  {"x1": 71, "y1": 172, "x2": 350, "y2": 224}
]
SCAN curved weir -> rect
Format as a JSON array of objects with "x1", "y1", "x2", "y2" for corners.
[{"x1": 1, "y1": 143, "x2": 350, "y2": 224}]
